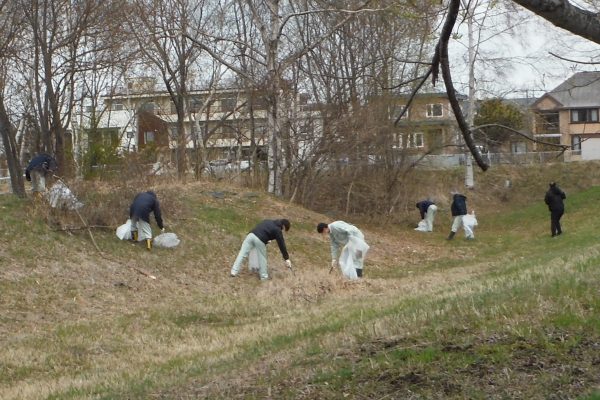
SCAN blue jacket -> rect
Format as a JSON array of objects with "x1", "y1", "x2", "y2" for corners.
[
  {"x1": 25, "y1": 154, "x2": 57, "y2": 181},
  {"x1": 250, "y1": 219, "x2": 289, "y2": 260},
  {"x1": 451, "y1": 194, "x2": 468, "y2": 216},
  {"x1": 129, "y1": 191, "x2": 164, "y2": 229}
]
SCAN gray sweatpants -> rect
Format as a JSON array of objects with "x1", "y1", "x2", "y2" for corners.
[{"x1": 231, "y1": 233, "x2": 268, "y2": 280}]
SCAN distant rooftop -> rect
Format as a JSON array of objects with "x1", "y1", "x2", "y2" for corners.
[{"x1": 541, "y1": 71, "x2": 600, "y2": 108}]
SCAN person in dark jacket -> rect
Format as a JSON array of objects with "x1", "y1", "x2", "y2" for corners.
[
  {"x1": 25, "y1": 153, "x2": 57, "y2": 195},
  {"x1": 230, "y1": 219, "x2": 292, "y2": 281},
  {"x1": 447, "y1": 192, "x2": 474, "y2": 240},
  {"x1": 415, "y1": 200, "x2": 438, "y2": 232},
  {"x1": 129, "y1": 191, "x2": 164, "y2": 250},
  {"x1": 544, "y1": 182, "x2": 566, "y2": 237}
]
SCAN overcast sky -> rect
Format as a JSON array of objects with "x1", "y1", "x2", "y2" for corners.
[{"x1": 447, "y1": 2, "x2": 600, "y2": 100}]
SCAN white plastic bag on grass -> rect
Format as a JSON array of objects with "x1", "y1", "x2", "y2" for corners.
[
  {"x1": 153, "y1": 232, "x2": 180, "y2": 248},
  {"x1": 46, "y1": 182, "x2": 84, "y2": 210},
  {"x1": 339, "y1": 236, "x2": 370, "y2": 280},
  {"x1": 116, "y1": 219, "x2": 132, "y2": 240},
  {"x1": 414, "y1": 219, "x2": 428, "y2": 232}
]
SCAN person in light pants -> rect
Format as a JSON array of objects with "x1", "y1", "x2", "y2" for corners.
[
  {"x1": 230, "y1": 219, "x2": 292, "y2": 281},
  {"x1": 416, "y1": 200, "x2": 437, "y2": 232},
  {"x1": 129, "y1": 191, "x2": 164, "y2": 250},
  {"x1": 317, "y1": 220, "x2": 369, "y2": 279},
  {"x1": 25, "y1": 153, "x2": 57, "y2": 196},
  {"x1": 447, "y1": 192, "x2": 474, "y2": 240}
]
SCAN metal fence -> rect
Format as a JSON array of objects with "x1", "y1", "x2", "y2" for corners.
[{"x1": 409, "y1": 151, "x2": 567, "y2": 169}]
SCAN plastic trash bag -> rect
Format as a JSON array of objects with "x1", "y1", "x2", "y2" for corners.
[
  {"x1": 46, "y1": 182, "x2": 84, "y2": 210},
  {"x1": 414, "y1": 219, "x2": 428, "y2": 232},
  {"x1": 339, "y1": 236, "x2": 370, "y2": 280},
  {"x1": 463, "y1": 213, "x2": 478, "y2": 228},
  {"x1": 116, "y1": 219, "x2": 132, "y2": 240},
  {"x1": 116, "y1": 220, "x2": 132, "y2": 240},
  {"x1": 153, "y1": 232, "x2": 180, "y2": 248},
  {"x1": 463, "y1": 212, "x2": 478, "y2": 239}
]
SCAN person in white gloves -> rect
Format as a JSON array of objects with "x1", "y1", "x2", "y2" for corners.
[
  {"x1": 230, "y1": 219, "x2": 292, "y2": 281},
  {"x1": 317, "y1": 221, "x2": 368, "y2": 279}
]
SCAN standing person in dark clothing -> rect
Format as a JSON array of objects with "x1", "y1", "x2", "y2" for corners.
[
  {"x1": 544, "y1": 182, "x2": 566, "y2": 237},
  {"x1": 415, "y1": 199, "x2": 438, "y2": 232},
  {"x1": 447, "y1": 192, "x2": 474, "y2": 240},
  {"x1": 230, "y1": 219, "x2": 292, "y2": 281},
  {"x1": 25, "y1": 153, "x2": 58, "y2": 196},
  {"x1": 129, "y1": 191, "x2": 164, "y2": 250}
]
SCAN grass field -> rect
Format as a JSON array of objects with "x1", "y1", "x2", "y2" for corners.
[{"x1": 2, "y1": 163, "x2": 600, "y2": 399}]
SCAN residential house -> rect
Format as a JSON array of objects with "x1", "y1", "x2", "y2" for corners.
[
  {"x1": 82, "y1": 78, "x2": 268, "y2": 164},
  {"x1": 532, "y1": 71, "x2": 600, "y2": 161},
  {"x1": 391, "y1": 92, "x2": 466, "y2": 155},
  {"x1": 81, "y1": 77, "x2": 321, "y2": 168}
]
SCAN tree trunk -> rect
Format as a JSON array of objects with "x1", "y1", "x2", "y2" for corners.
[{"x1": 0, "y1": 96, "x2": 26, "y2": 197}]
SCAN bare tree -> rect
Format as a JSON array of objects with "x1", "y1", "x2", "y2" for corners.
[
  {"x1": 428, "y1": 0, "x2": 600, "y2": 170},
  {"x1": 0, "y1": 0, "x2": 26, "y2": 196},
  {"x1": 126, "y1": 0, "x2": 212, "y2": 179}
]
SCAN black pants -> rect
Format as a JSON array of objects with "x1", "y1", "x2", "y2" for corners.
[{"x1": 550, "y1": 209, "x2": 564, "y2": 236}]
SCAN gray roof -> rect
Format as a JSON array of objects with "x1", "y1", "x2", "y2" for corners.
[{"x1": 544, "y1": 71, "x2": 600, "y2": 108}]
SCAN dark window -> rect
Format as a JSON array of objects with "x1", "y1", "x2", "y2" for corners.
[
  {"x1": 572, "y1": 135, "x2": 581, "y2": 151},
  {"x1": 570, "y1": 108, "x2": 598, "y2": 123},
  {"x1": 538, "y1": 112, "x2": 559, "y2": 133},
  {"x1": 221, "y1": 98, "x2": 237, "y2": 112},
  {"x1": 426, "y1": 103, "x2": 443, "y2": 117}
]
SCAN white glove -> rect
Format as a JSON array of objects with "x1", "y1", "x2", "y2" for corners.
[
  {"x1": 161, "y1": 228, "x2": 165, "y2": 232},
  {"x1": 285, "y1": 259, "x2": 292, "y2": 269},
  {"x1": 331, "y1": 259, "x2": 337, "y2": 268}
]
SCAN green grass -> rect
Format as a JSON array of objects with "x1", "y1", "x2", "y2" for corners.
[{"x1": 3, "y1": 170, "x2": 600, "y2": 399}]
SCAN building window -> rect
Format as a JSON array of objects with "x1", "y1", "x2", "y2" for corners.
[
  {"x1": 221, "y1": 98, "x2": 237, "y2": 112},
  {"x1": 140, "y1": 102, "x2": 155, "y2": 113},
  {"x1": 411, "y1": 132, "x2": 424, "y2": 148},
  {"x1": 144, "y1": 131, "x2": 155, "y2": 143},
  {"x1": 511, "y1": 141, "x2": 527, "y2": 153},
  {"x1": 570, "y1": 108, "x2": 598, "y2": 123},
  {"x1": 537, "y1": 111, "x2": 559, "y2": 133},
  {"x1": 426, "y1": 103, "x2": 443, "y2": 118},
  {"x1": 572, "y1": 135, "x2": 581, "y2": 152},
  {"x1": 394, "y1": 132, "x2": 424, "y2": 148},
  {"x1": 111, "y1": 103, "x2": 124, "y2": 111},
  {"x1": 393, "y1": 106, "x2": 409, "y2": 121}
]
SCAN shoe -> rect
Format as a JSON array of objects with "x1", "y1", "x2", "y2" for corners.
[
  {"x1": 446, "y1": 231, "x2": 456, "y2": 240},
  {"x1": 146, "y1": 239, "x2": 152, "y2": 251},
  {"x1": 230, "y1": 273, "x2": 238, "y2": 277}
]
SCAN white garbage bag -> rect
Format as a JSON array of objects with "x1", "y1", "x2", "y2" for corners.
[
  {"x1": 153, "y1": 232, "x2": 180, "y2": 248},
  {"x1": 46, "y1": 182, "x2": 84, "y2": 210},
  {"x1": 339, "y1": 236, "x2": 370, "y2": 280},
  {"x1": 463, "y1": 211, "x2": 478, "y2": 239},
  {"x1": 116, "y1": 219, "x2": 132, "y2": 240},
  {"x1": 414, "y1": 219, "x2": 428, "y2": 232}
]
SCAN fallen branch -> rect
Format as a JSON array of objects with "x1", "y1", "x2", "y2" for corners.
[{"x1": 51, "y1": 225, "x2": 113, "y2": 232}]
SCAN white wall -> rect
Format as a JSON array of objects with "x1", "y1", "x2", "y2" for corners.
[{"x1": 581, "y1": 138, "x2": 600, "y2": 160}]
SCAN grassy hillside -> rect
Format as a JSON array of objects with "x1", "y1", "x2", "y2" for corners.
[{"x1": 2, "y1": 163, "x2": 600, "y2": 399}]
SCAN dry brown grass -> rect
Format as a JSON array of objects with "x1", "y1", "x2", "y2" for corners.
[{"x1": 3, "y1": 162, "x2": 600, "y2": 399}]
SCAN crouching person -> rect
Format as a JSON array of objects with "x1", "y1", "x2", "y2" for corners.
[
  {"x1": 317, "y1": 221, "x2": 369, "y2": 279},
  {"x1": 25, "y1": 153, "x2": 58, "y2": 198},
  {"x1": 129, "y1": 191, "x2": 164, "y2": 250},
  {"x1": 230, "y1": 219, "x2": 292, "y2": 281}
]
